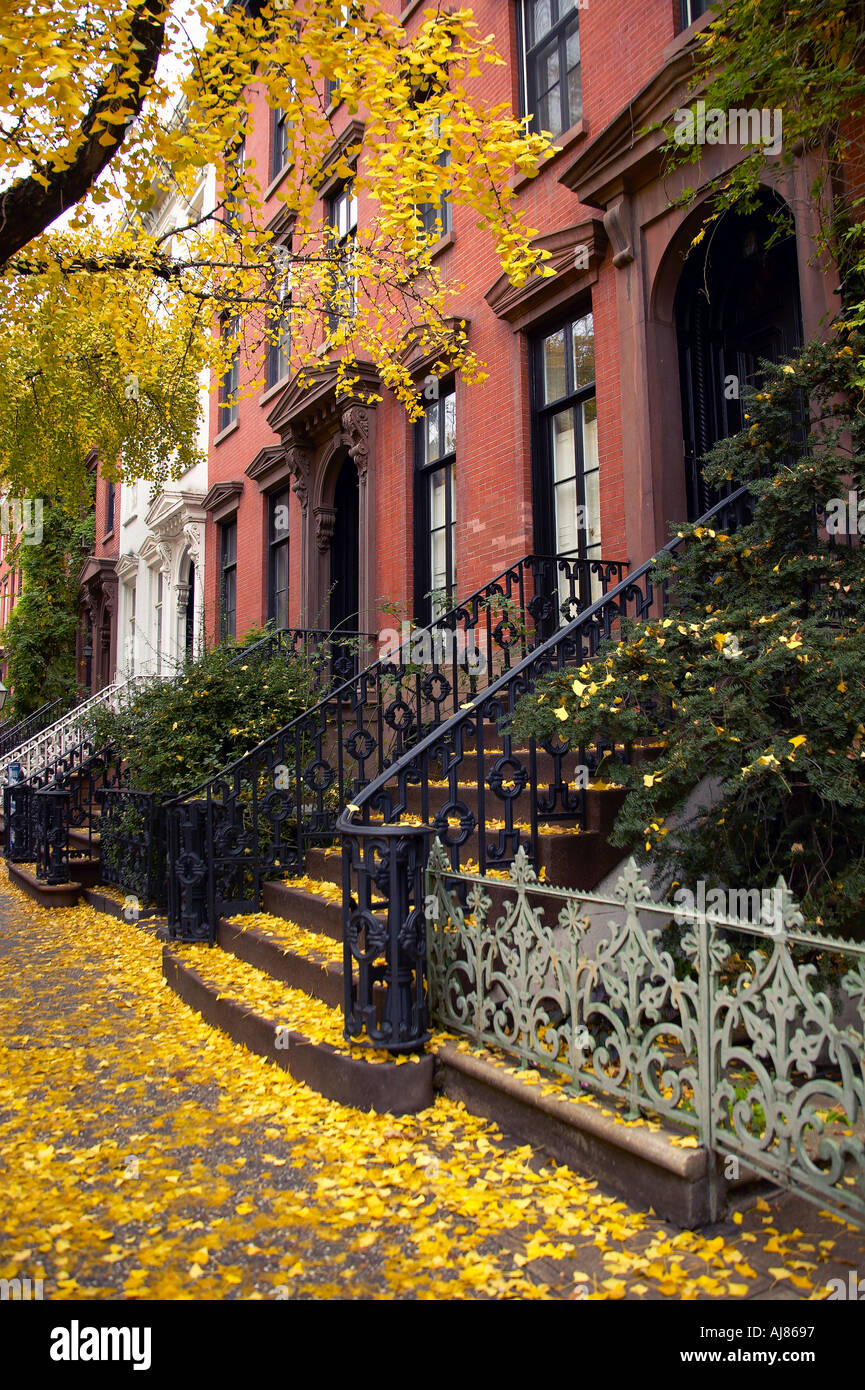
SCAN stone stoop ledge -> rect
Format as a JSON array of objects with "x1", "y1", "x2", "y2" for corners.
[
  {"x1": 82, "y1": 886, "x2": 169, "y2": 938},
  {"x1": 434, "y1": 1040, "x2": 754, "y2": 1229},
  {"x1": 217, "y1": 916, "x2": 344, "y2": 1009},
  {"x1": 162, "y1": 945, "x2": 435, "y2": 1115},
  {"x1": 7, "y1": 862, "x2": 84, "y2": 909}
]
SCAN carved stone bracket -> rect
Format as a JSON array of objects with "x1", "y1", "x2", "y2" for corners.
[
  {"x1": 183, "y1": 523, "x2": 203, "y2": 570},
  {"x1": 175, "y1": 581, "x2": 191, "y2": 616},
  {"x1": 156, "y1": 542, "x2": 173, "y2": 580},
  {"x1": 285, "y1": 428, "x2": 313, "y2": 512},
  {"x1": 314, "y1": 506, "x2": 336, "y2": 552},
  {"x1": 340, "y1": 405, "x2": 370, "y2": 477},
  {"x1": 604, "y1": 198, "x2": 635, "y2": 268}
]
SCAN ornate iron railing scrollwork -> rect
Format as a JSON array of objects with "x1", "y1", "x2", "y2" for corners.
[
  {"x1": 97, "y1": 788, "x2": 166, "y2": 909},
  {"x1": 3, "y1": 782, "x2": 34, "y2": 863},
  {"x1": 339, "y1": 487, "x2": 754, "y2": 1051},
  {"x1": 33, "y1": 788, "x2": 72, "y2": 884},
  {"x1": 163, "y1": 553, "x2": 625, "y2": 943}
]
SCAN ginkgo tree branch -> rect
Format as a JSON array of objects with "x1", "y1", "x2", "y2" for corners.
[{"x1": 0, "y1": 0, "x2": 166, "y2": 268}]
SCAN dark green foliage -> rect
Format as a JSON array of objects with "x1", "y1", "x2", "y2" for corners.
[
  {"x1": 88, "y1": 631, "x2": 328, "y2": 800},
  {"x1": 1, "y1": 497, "x2": 94, "y2": 719}
]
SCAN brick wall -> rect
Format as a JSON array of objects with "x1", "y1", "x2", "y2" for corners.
[{"x1": 206, "y1": 1, "x2": 688, "y2": 644}]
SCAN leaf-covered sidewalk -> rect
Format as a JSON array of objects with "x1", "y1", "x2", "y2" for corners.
[{"x1": 0, "y1": 869, "x2": 862, "y2": 1301}]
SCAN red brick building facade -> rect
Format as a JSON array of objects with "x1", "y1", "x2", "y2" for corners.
[
  {"x1": 77, "y1": 454, "x2": 120, "y2": 694},
  {"x1": 202, "y1": 0, "x2": 839, "y2": 650}
]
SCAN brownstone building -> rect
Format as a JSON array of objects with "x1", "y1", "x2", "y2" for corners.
[{"x1": 202, "y1": 0, "x2": 838, "y2": 648}]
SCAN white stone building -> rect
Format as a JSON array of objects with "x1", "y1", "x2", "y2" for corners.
[{"x1": 113, "y1": 165, "x2": 215, "y2": 681}]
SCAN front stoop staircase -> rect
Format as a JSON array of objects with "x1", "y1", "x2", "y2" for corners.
[
  {"x1": 163, "y1": 846, "x2": 434, "y2": 1114},
  {"x1": 160, "y1": 727, "x2": 643, "y2": 1112},
  {"x1": 158, "y1": 554, "x2": 633, "y2": 1112},
  {"x1": 2, "y1": 676, "x2": 158, "y2": 907}
]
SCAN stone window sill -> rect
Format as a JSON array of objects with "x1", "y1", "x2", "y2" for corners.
[
  {"x1": 510, "y1": 119, "x2": 589, "y2": 193},
  {"x1": 259, "y1": 377, "x2": 291, "y2": 406},
  {"x1": 214, "y1": 419, "x2": 240, "y2": 446}
]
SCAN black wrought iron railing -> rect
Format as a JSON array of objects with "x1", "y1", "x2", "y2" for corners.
[
  {"x1": 163, "y1": 553, "x2": 627, "y2": 942},
  {"x1": 2, "y1": 735, "x2": 125, "y2": 882},
  {"x1": 337, "y1": 487, "x2": 754, "y2": 1053},
  {"x1": 97, "y1": 787, "x2": 166, "y2": 909},
  {"x1": 5, "y1": 626, "x2": 372, "y2": 898}
]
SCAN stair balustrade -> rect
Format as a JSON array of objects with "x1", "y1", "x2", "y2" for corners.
[
  {"x1": 337, "y1": 487, "x2": 754, "y2": 1052},
  {"x1": 163, "y1": 555, "x2": 627, "y2": 943}
]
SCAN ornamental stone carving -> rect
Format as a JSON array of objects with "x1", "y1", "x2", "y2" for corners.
[
  {"x1": 285, "y1": 428, "x2": 313, "y2": 512},
  {"x1": 341, "y1": 405, "x2": 370, "y2": 477},
  {"x1": 156, "y1": 542, "x2": 173, "y2": 578},
  {"x1": 183, "y1": 522, "x2": 203, "y2": 570},
  {"x1": 314, "y1": 506, "x2": 336, "y2": 552}
]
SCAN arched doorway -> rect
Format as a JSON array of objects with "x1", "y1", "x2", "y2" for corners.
[
  {"x1": 184, "y1": 559, "x2": 196, "y2": 660},
  {"x1": 675, "y1": 193, "x2": 802, "y2": 520},
  {"x1": 330, "y1": 454, "x2": 359, "y2": 634}
]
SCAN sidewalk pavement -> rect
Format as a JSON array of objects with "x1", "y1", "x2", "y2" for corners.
[{"x1": 0, "y1": 870, "x2": 862, "y2": 1301}]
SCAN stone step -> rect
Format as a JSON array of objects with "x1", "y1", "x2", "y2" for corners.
[
  {"x1": 66, "y1": 854, "x2": 102, "y2": 888},
  {"x1": 162, "y1": 938, "x2": 433, "y2": 1114},
  {"x1": 262, "y1": 878, "x2": 345, "y2": 939},
  {"x1": 218, "y1": 912, "x2": 345, "y2": 1010},
  {"x1": 69, "y1": 826, "x2": 100, "y2": 852},
  {"x1": 396, "y1": 780, "x2": 628, "y2": 836}
]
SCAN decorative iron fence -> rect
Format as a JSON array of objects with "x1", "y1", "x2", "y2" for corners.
[
  {"x1": 164, "y1": 553, "x2": 627, "y2": 943},
  {"x1": 97, "y1": 788, "x2": 166, "y2": 909},
  {"x1": 339, "y1": 486, "x2": 754, "y2": 1052},
  {"x1": 426, "y1": 841, "x2": 865, "y2": 1230}
]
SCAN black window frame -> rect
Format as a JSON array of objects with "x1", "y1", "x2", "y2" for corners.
[
  {"x1": 270, "y1": 105, "x2": 291, "y2": 181},
  {"x1": 415, "y1": 112, "x2": 452, "y2": 241},
  {"x1": 266, "y1": 489, "x2": 290, "y2": 630},
  {"x1": 219, "y1": 518, "x2": 237, "y2": 641},
  {"x1": 680, "y1": 0, "x2": 709, "y2": 29},
  {"x1": 413, "y1": 379, "x2": 457, "y2": 625},
  {"x1": 266, "y1": 292, "x2": 291, "y2": 389},
  {"x1": 105, "y1": 480, "x2": 115, "y2": 534},
  {"x1": 517, "y1": 0, "x2": 583, "y2": 140},
  {"x1": 223, "y1": 134, "x2": 245, "y2": 232},
  {"x1": 326, "y1": 180, "x2": 358, "y2": 333},
  {"x1": 218, "y1": 315, "x2": 241, "y2": 433},
  {"x1": 531, "y1": 308, "x2": 599, "y2": 568}
]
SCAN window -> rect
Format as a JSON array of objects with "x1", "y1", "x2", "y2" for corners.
[
  {"x1": 267, "y1": 489, "x2": 290, "y2": 629},
  {"x1": 224, "y1": 136, "x2": 245, "y2": 230},
  {"x1": 218, "y1": 316, "x2": 240, "y2": 432},
  {"x1": 519, "y1": 0, "x2": 582, "y2": 139},
  {"x1": 184, "y1": 561, "x2": 196, "y2": 659},
  {"x1": 127, "y1": 585, "x2": 136, "y2": 676},
  {"x1": 534, "y1": 310, "x2": 600, "y2": 614},
  {"x1": 326, "y1": 182, "x2": 358, "y2": 332},
  {"x1": 266, "y1": 247, "x2": 291, "y2": 388},
  {"x1": 155, "y1": 570, "x2": 164, "y2": 675},
  {"x1": 680, "y1": 0, "x2": 708, "y2": 27},
  {"x1": 416, "y1": 114, "x2": 451, "y2": 240},
  {"x1": 414, "y1": 383, "x2": 457, "y2": 622},
  {"x1": 220, "y1": 520, "x2": 237, "y2": 640},
  {"x1": 271, "y1": 107, "x2": 291, "y2": 181},
  {"x1": 324, "y1": 3, "x2": 353, "y2": 106},
  {"x1": 105, "y1": 480, "x2": 115, "y2": 534}
]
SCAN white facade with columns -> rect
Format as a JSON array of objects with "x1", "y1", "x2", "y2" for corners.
[{"x1": 113, "y1": 163, "x2": 214, "y2": 682}]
